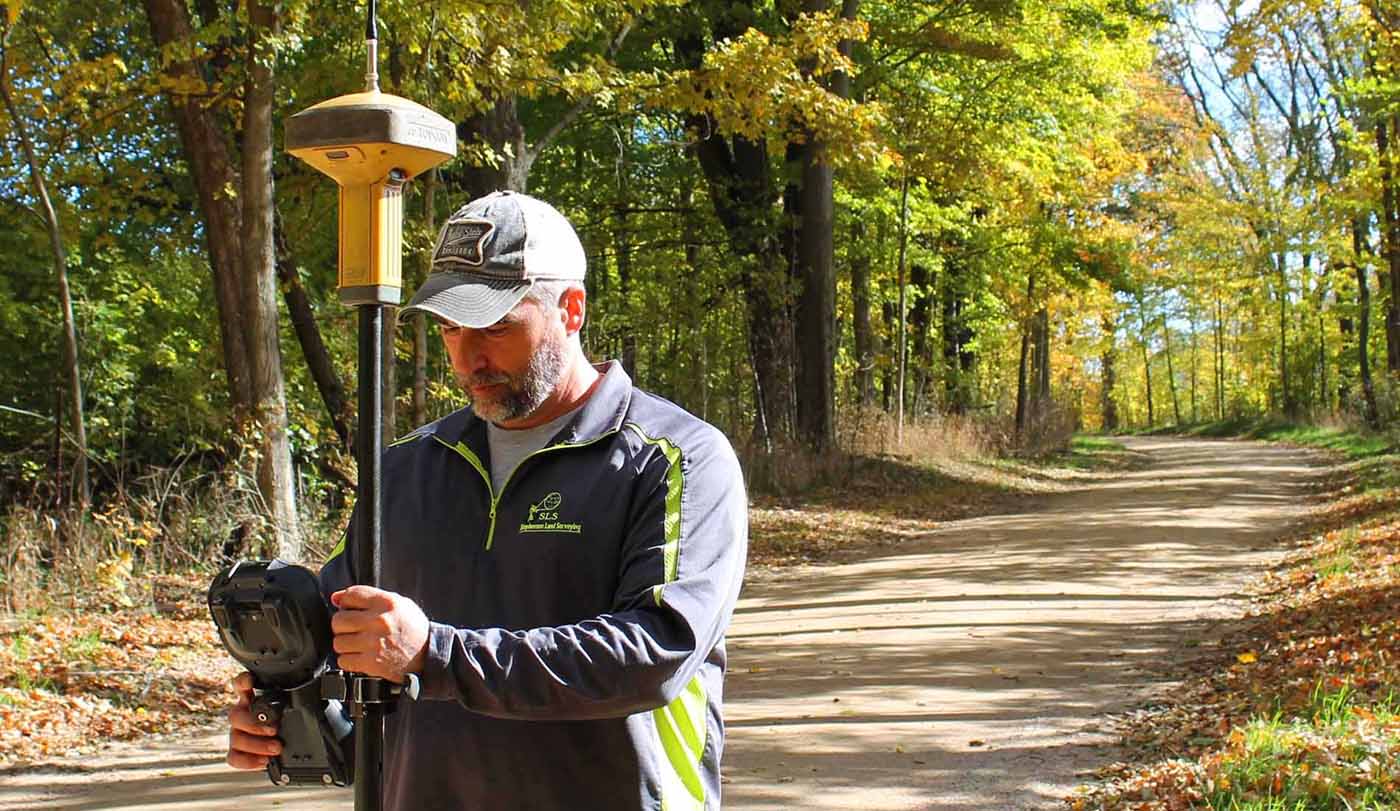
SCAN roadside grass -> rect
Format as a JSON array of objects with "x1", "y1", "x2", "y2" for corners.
[
  {"x1": 1056, "y1": 435, "x2": 1140, "y2": 471},
  {"x1": 748, "y1": 430, "x2": 1131, "y2": 568},
  {"x1": 1069, "y1": 423, "x2": 1400, "y2": 811}
]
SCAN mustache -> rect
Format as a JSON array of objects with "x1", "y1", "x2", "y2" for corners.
[{"x1": 465, "y1": 372, "x2": 512, "y2": 388}]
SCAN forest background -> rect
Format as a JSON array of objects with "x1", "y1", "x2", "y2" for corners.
[{"x1": 0, "y1": 0, "x2": 1397, "y2": 589}]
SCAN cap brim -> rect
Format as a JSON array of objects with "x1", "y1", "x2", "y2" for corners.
[{"x1": 401, "y1": 273, "x2": 532, "y2": 328}]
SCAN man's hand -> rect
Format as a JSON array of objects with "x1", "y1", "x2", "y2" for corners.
[
  {"x1": 330, "y1": 585, "x2": 430, "y2": 683},
  {"x1": 227, "y1": 671, "x2": 281, "y2": 770}
]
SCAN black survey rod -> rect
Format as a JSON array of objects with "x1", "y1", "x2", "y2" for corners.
[{"x1": 353, "y1": 303, "x2": 385, "y2": 810}]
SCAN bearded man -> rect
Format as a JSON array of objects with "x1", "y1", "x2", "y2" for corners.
[{"x1": 224, "y1": 191, "x2": 749, "y2": 810}]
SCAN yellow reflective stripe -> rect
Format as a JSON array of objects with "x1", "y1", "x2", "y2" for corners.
[
  {"x1": 653, "y1": 675, "x2": 707, "y2": 811},
  {"x1": 387, "y1": 431, "x2": 425, "y2": 448},
  {"x1": 324, "y1": 535, "x2": 345, "y2": 566},
  {"x1": 626, "y1": 425, "x2": 683, "y2": 607}
]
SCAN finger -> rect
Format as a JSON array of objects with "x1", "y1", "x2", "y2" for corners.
[
  {"x1": 230, "y1": 729, "x2": 283, "y2": 758},
  {"x1": 332, "y1": 630, "x2": 378, "y2": 657},
  {"x1": 335, "y1": 652, "x2": 385, "y2": 680},
  {"x1": 229, "y1": 704, "x2": 280, "y2": 737},
  {"x1": 331, "y1": 585, "x2": 395, "y2": 612},
  {"x1": 330, "y1": 607, "x2": 384, "y2": 636},
  {"x1": 227, "y1": 749, "x2": 270, "y2": 770},
  {"x1": 231, "y1": 671, "x2": 255, "y2": 701}
]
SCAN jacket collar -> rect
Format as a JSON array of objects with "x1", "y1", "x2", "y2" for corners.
[{"x1": 424, "y1": 360, "x2": 632, "y2": 454}]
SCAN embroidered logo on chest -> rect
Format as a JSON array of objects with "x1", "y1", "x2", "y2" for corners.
[{"x1": 520, "y1": 491, "x2": 582, "y2": 535}]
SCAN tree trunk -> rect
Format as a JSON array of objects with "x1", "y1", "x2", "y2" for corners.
[
  {"x1": 1276, "y1": 254, "x2": 1293, "y2": 417},
  {"x1": 783, "y1": 0, "x2": 851, "y2": 453},
  {"x1": 612, "y1": 202, "x2": 638, "y2": 376},
  {"x1": 1101, "y1": 314, "x2": 1118, "y2": 431},
  {"x1": 142, "y1": 0, "x2": 253, "y2": 415},
  {"x1": 413, "y1": 170, "x2": 437, "y2": 427},
  {"x1": 458, "y1": 95, "x2": 531, "y2": 197},
  {"x1": 788, "y1": 138, "x2": 836, "y2": 451},
  {"x1": 1379, "y1": 116, "x2": 1400, "y2": 373},
  {"x1": 1189, "y1": 305, "x2": 1200, "y2": 423},
  {"x1": 850, "y1": 219, "x2": 874, "y2": 405},
  {"x1": 241, "y1": 0, "x2": 301, "y2": 559},
  {"x1": 1142, "y1": 336, "x2": 1155, "y2": 428},
  {"x1": 1163, "y1": 319, "x2": 1183, "y2": 425},
  {"x1": 908, "y1": 263, "x2": 933, "y2": 416},
  {"x1": 678, "y1": 17, "x2": 792, "y2": 448},
  {"x1": 0, "y1": 38, "x2": 89, "y2": 508},
  {"x1": 1015, "y1": 330, "x2": 1031, "y2": 436},
  {"x1": 1354, "y1": 222, "x2": 1382, "y2": 428},
  {"x1": 895, "y1": 173, "x2": 910, "y2": 444},
  {"x1": 1033, "y1": 306, "x2": 1050, "y2": 414},
  {"x1": 1015, "y1": 272, "x2": 1036, "y2": 436},
  {"x1": 1215, "y1": 295, "x2": 1226, "y2": 419},
  {"x1": 274, "y1": 214, "x2": 351, "y2": 450},
  {"x1": 941, "y1": 252, "x2": 975, "y2": 414},
  {"x1": 881, "y1": 301, "x2": 896, "y2": 412}
]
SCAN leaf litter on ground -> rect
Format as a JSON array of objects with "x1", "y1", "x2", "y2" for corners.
[{"x1": 1066, "y1": 456, "x2": 1400, "y2": 811}]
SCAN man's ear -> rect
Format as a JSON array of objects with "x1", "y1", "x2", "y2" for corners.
[{"x1": 560, "y1": 287, "x2": 586, "y2": 336}]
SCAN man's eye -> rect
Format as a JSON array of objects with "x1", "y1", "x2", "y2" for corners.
[{"x1": 484, "y1": 324, "x2": 511, "y2": 337}]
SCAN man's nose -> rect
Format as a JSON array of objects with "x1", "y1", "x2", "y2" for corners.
[{"x1": 451, "y1": 330, "x2": 490, "y2": 374}]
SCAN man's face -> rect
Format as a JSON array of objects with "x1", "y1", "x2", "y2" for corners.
[{"x1": 438, "y1": 297, "x2": 569, "y2": 425}]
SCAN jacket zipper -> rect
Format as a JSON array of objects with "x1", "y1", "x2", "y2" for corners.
[{"x1": 434, "y1": 431, "x2": 619, "y2": 550}]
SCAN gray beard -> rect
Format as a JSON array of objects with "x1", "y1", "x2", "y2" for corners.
[{"x1": 465, "y1": 333, "x2": 570, "y2": 424}]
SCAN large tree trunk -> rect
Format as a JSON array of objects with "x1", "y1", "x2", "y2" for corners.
[
  {"x1": 0, "y1": 39, "x2": 89, "y2": 508},
  {"x1": 783, "y1": 0, "x2": 851, "y2": 453},
  {"x1": 1101, "y1": 314, "x2": 1119, "y2": 431},
  {"x1": 142, "y1": 0, "x2": 252, "y2": 414},
  {"x1": 458, "y1": 96, "x2": 531, "y2": 197},
  {"x1": 241, "y1": 0, "x2": 300, "y2": 559},
  {"x1": 788, "y1": 137, "x2": 836, "y2": 451}
]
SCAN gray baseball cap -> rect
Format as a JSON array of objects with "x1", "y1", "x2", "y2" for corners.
[{"x1": 402, "y1": 190, "x2": 586, "y2": 328}]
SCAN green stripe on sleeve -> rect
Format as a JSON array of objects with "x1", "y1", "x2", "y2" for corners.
[
  {"x1": 652, "y1": 675, "x2": 708, "y2": 811},
  {"x1": 626, "y1": 425, "x2": 684, "y2": 606}
]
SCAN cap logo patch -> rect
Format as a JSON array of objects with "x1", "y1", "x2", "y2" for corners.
[{"x1": 435, "y1": 218, "x2": 493, "y2": 267}]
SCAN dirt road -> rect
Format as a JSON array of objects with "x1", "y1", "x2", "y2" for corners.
[{"x1": 0, "y1": 436, "x2": 1323, "y2": 810}]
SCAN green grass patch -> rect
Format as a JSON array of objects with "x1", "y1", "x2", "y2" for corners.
[
  {"x1": 1072, "y1": 435, "x2": 1128, "y2": 452},
  {"x1": 62, "y1": 630, "x2": 105, "y2": 662},
  {"x1": 1131, "y1": 418, "x2": 1397, "y2": 460},
  {"x1": 1034, "y1": 433, "x2": 1137, "y2": 471},
  {"x1": 1202, "y1": 686, "x2": 1400, "y2": 810},
  {"x1": 1313, "y1": 529, "x2": 1358, "y2": 581}
]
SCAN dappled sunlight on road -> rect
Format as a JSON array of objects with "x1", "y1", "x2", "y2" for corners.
[{"x1": 721, "y1": 436, "x2": 1323, "y2": 811}]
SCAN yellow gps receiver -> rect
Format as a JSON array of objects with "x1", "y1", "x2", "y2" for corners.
[{"x1": 284, "y1": 19, "x2": 455, "y2": 305}]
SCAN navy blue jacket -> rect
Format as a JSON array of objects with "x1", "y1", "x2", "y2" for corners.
[{"x1": 321, "y1": 362, "x2": 748, "y2": 810}]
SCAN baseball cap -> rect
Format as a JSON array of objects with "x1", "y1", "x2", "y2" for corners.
[{"x1": 402, "y1": 190, "x2": 586, "y2": 328}]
